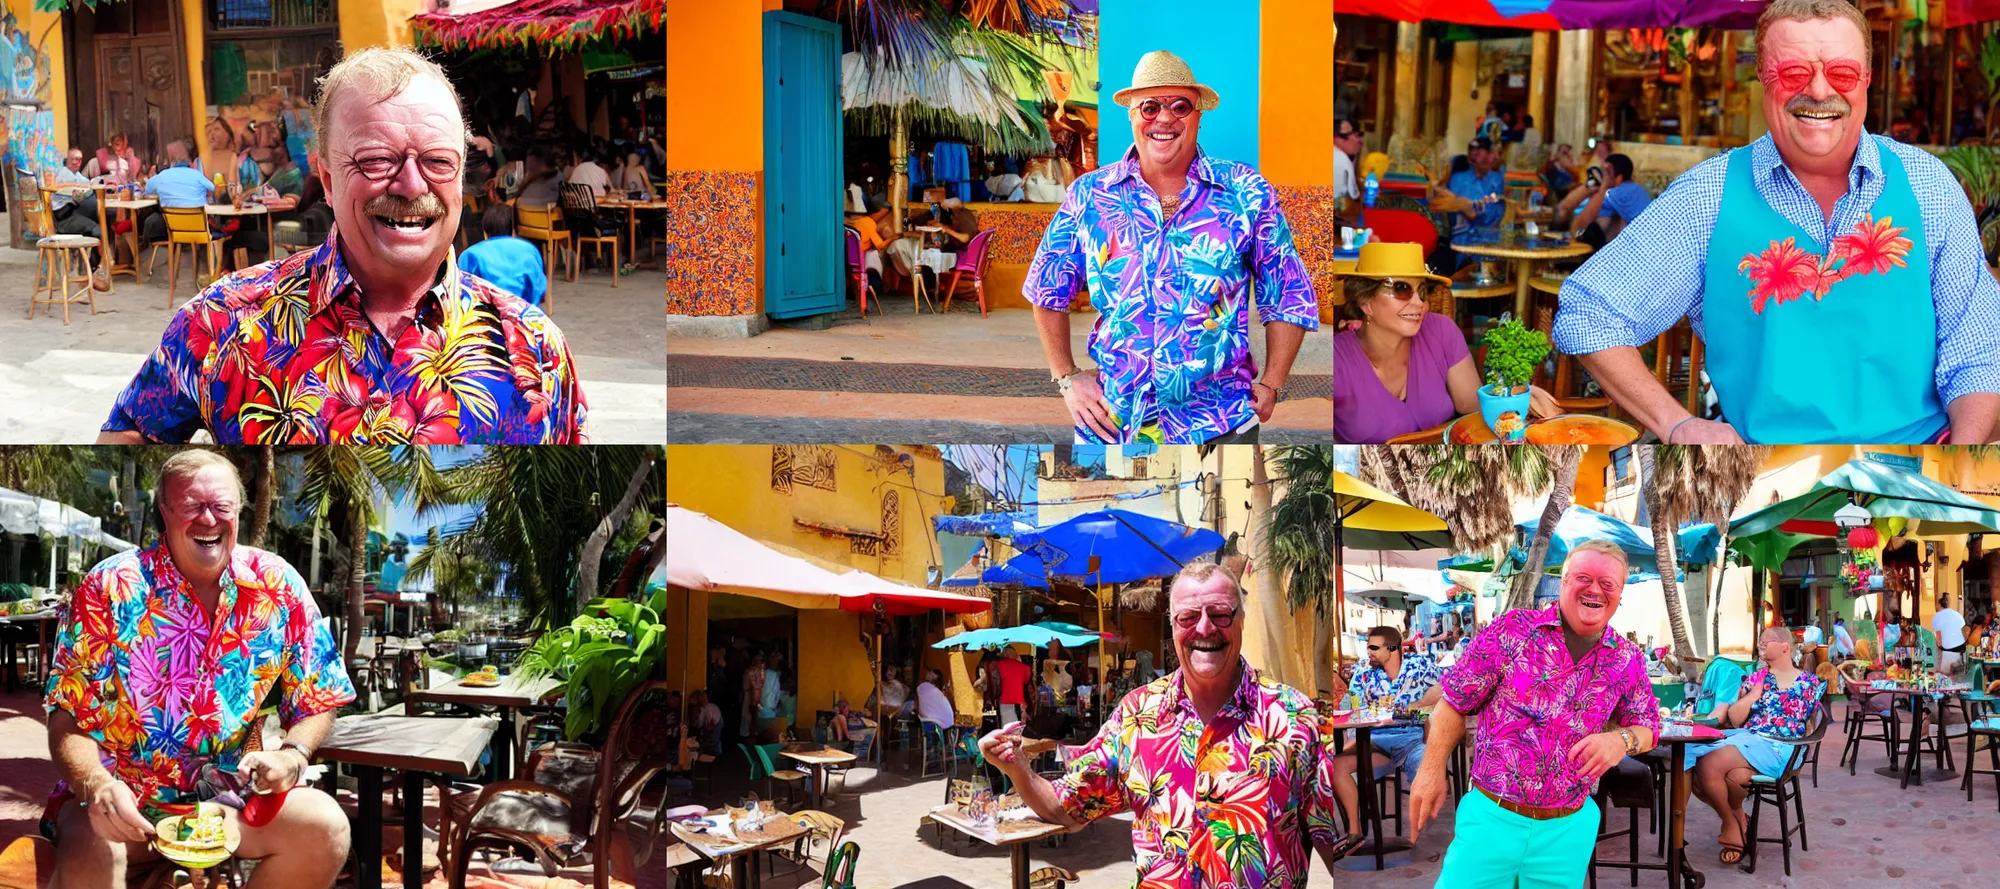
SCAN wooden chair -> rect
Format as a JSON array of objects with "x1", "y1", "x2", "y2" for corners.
[
  {"x1": 560, "y1": 184, "x2": 619, "y2": 287},
  {"x1": 1029, "y1": 866, "x2": 1080, "y2": 889},
  {"x1": 447, "y1": 681, "x2": 672, "y2": 889},
  {"x1": 1742, "y1": 704, "x2": 1831, "y2": 876},
  {"x1": 149, "y1": 206, "x2": 229, "y2": 311},
  {"x1": 19, "y1": 178, "x2": 101, "y2": 324},
  {"x1": 515, "y1": 201, "x2": 575, "y2": 304}
]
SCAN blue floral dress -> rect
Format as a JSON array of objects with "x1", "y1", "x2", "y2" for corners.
[{"x1": 1683, "y1": 667, "x2": 1826, "y2": 777}]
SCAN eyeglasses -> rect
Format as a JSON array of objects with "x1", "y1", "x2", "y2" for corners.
[
  {"x1": 1366, "y1": 644, "x2": 1388, "y2": 652},
  {"x1": 1136, "y1": 97, "x2": 1197, "y2": 122},
  {"x1": 1376, "y1": 280, "x2": 1427, "y2": 303},
  {"x1": 173, "y1": 500, "x2": 240, "y2": 522},
  {"x1": 1337, "y1": 128, "x2": 1360, "y2": 140},
  {"x1": 1172, "y1": 607, "x2": 1238, "y2": 629},
  {"x1": 1762, "y1": 60, "x2": 1867, "y2": 94},
  {"x1": 342, "y1": 148, "x2": 464, "y2": 184}
]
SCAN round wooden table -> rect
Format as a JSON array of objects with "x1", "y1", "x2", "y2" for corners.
[
  {"x1": 102, "y1": 197, "x2": 157, "y2": 282},
  {"x1": 1451, "y1": 235, "x2": 1592, "y2": 321},
  {"x1": 596, "y1": 196, "x2": 669, "y2": 267},
  {"x1": 205, "y1": 203, "x2": 272, "y2": 269}
]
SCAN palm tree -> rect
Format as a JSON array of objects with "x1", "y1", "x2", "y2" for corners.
[
  {"x1": 1643, "y1": 444, "x2": 1771, "y2": 668},
  {"x1": 575, "y1": 451, "x2": 659, "y2": 616},
  {"x1": 1263, "y1": 445, "x2": 1335, "y2": 692},
  {"x1": 246, "y1": 445, "x2": 277, "y2": 548},
  {"x1": 299, "y1": 447, "x2": 408, "y2": 664},
  {"x1": 1361, "y1": 445, "x2": 1567, "y2": 613},
  {"x1": 405, "y1": 527, "x2": 499, "y2": 627}
]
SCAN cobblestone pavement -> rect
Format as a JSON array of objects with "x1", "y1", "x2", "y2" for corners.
[
  {"x1": 695, "y1": 712, "x2": 2000, "y2": 889},
  {"x1": 668, "y1": 413, "x2": 1335, "y2": 445},
  {"x1": 671, "y1": 355, "x2": 1333, "y2": 401},
  {"x1": 0, "y1": 247, "x2": 666, "y2": 442}
]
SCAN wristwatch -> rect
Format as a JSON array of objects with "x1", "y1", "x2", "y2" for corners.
[
  {"x1": 1618, "y1": 726, "x2": 1639, "y2": 756},
  {"x1": 1053, "y1": 367, "x2": 1090, "y2": 392}
]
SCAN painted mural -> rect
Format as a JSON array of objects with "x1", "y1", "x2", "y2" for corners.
[{"x1": 0, "y1": 9, "x2": 55, "y2": 179}]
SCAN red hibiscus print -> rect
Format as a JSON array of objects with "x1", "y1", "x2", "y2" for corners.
[
  {"x1": 1829, "y1": 215, "x2": 1913, "y2": 279},
  {"x1": 1737, "y1": 237, "x2": 1823, "y2": 313},
  {"x1": 391, "y1": 386, "x2": 461, "y2": 443}
]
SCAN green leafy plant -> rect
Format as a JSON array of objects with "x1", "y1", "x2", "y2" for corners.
[
  {"x1": 1942, "y1": 146, "x2": 2000, "y2": 213},
  {"x1": 514, "y1": 587, "x2": 666, "y2": 743},
  {"x1": 1482, "y1": 318, "x2": 1551, "y2": 392}
]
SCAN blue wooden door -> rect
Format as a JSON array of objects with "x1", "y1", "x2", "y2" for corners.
[{"x1": 763, "y1": 11, "x2": 843, "y2": 320}]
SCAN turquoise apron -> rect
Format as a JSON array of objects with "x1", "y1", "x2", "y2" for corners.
[{"x1": 1701, "y1": 148, "x2": 1944, "y2": 443}]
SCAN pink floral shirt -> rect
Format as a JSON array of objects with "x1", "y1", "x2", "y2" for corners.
[
  {"x1": 1051, "y1": 660, "x2": 1337, "y2": 889},
  {"x1": 1440, "y1": 605, "x2": 1661, "y2": 809}
]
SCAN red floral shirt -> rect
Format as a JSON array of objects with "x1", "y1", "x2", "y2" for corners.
[{"x1": 103, "y1": 231, "x2": 587, "y2": 443}]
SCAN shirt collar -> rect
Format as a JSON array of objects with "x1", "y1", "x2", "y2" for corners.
[
  {"x1": 140, "y1": 542, "x2": 244, "y2": 606},
  {"x1": 1528, "y1": 604, "x2": 1621, "y2": 652},
  {"x1": 1752, "y1": 131, "x2": 1881, "y2": 194},
  {"x1": 310, "y1": 225, "x2": 459, "y2": 319},
  {"x1": 1163, "y1": 656, "x2": 1259, "y2": 718},
  {"x1": 1107, "y1": 144, "x2": 1227, "y2": 189}
]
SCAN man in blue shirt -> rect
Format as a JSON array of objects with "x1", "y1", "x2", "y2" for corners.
[
  {"x1": 1560, "y1": 153, "x2": 1652, "y2": 249},
  {"x1": 139, "y1": 139, "x2": 217, "y2": 244},
  {"x1": 459, "y1": 201, "x2": 547, "y2": 306},
  {"x1": 47, "y1": 148, "x2": 103, "y2": 239},
  {"x1": 1554, "y1": 0, "x2": 2000, "y2": 445},
  {"x1": 1446, "y1": 136, "x2": 1505, "y2": 235}
]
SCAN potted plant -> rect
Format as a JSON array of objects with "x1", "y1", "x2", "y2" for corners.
[
  {"x1": 515, "y1": 587, "x2": 666, "y2": 744},
  {"x1": 1479, "y1": 316, "x2": 1550, "y2": 443}
]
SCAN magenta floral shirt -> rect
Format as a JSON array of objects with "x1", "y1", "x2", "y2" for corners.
[
  {"x1": 1440, "y1": 605, "x2": 1661, "y2": 809},
  {"x1": 1050, "y1": 660, "x2": 1338, "y2": 889},
  {"x1": 1738, "y1": 668, "x2": 1826, "y2": 739},
  {"x1": 1023, "y1": 147, "x2": 1320, "y2": 444}
]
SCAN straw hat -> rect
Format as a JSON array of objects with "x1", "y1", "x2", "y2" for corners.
[
  {"x1": 1112, "y1": 51, "x2": 1220, "y2": 111},
  {"x1": 1349, "y1": 241, "x2": 1451, "y2": 287}
]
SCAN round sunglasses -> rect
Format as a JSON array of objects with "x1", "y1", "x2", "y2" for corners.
[{"x1": 1136, "y1": 97, "x2": 1197, "y2": 122}]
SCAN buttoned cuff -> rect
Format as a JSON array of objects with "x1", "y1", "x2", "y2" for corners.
[{"x1": 1262, "y1": 306, "x2": 1321, "y2": 332}]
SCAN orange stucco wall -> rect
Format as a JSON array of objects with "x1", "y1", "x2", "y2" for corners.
[
  {"x1": 1258, "y1": 0, "x2": 1332, "y2": 188},
  {"x1": 665, "y1": 0, "x2": 761, "y2": 172}
]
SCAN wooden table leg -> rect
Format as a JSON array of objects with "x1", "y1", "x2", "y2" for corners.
[
  {"x1": 403, "y1": 769, "x2": 425, "y2": 888},
  {"x1": 357, "y1": 765, "x2": 384, "y2": 889},
  {"x1": 1011, "y1": 843, "x2": 1029, "y2": 889},
  {"x1": 1684, "y1": 336, "x2": 1705, "y2": 414},
  {"x1": 95, "y1": 188, "x2": 113, "y2": 287}
]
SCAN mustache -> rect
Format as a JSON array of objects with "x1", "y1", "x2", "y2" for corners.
[
  {"x1": 364, "y1": 192, "x2": 447, "y2": 219},
  {"x1": 1785, "y1": 93, "x2": 1851, "y2": 116}
]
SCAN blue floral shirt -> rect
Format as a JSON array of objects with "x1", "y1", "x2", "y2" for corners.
[
  {"x1": 1343, "y1": 654, "x2": 1444, "y2": 711},
  {"x1": 1023, "y1": 147, "x2": 1319, "y2": 444},
  {"x1": 1739, "y1": 668, "x2": 1826, "y2": 739}
]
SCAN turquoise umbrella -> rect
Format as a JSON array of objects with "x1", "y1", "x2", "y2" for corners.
[{"x1": 932, "y1": 621, "x2": 1103, "y2": 650}]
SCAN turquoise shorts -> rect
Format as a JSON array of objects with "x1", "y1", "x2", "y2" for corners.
[{"x1": 1435, "y1": 790, "x2": 1600, "y2": 889}]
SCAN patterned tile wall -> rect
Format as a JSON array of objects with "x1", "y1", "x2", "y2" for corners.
[{"x1": 1274, "y1": 184, "x2": 1343, "y2": 321}]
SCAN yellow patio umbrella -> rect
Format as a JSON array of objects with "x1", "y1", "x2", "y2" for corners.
[{"x1": 1334, "y1": 472, "x2": 1452, "y2": 668}]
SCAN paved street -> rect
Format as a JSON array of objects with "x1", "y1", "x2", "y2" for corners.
[
  {"x1": 668, "y1": 300, "x2": 1334, "y2": 443},
  {"x1": 0, "y1": 245, "x2": 665, "y2": 442},
  {"x1": 690, "y1": 710, "x2": 2000, "y2": 889}
]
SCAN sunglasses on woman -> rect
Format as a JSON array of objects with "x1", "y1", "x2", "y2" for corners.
[
  {"x1": 1376, "y1": 279, "x2": 1428, "y2": 302},
  {"x1": 1137, "y1": 97, "x2": 1197, "y2": 122}
]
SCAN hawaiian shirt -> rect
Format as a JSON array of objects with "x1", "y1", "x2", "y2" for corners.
[
  {"x1": 1023, "y1": 147, "x2": 1320, "y2": 444},
  {"x1": 103, "y1": 230, "x2": 588, "y2": 443},
  {"x1": 1051, "y1": 659, "x2": 1337, "y2": 889},
  {"x1": 1342, "y1": 653, "x2": 1444, "y2": 712},
  {"x1": 43, "y1": 544, "x2": 355, "y2": 816},
  {"x1": 1738, "y1": 668, "x2": 1826, "y2": 739},
  {"x1": 1439, "y1": 605, "x2": 1661, "y2": 810}
]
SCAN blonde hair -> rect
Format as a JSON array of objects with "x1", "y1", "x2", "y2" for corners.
[
  {"x1": 1168, "y1": 560, "x2": 1243, "y2": 608},
  {"x1": 312, "y1": 46, "x2": 466, "y2": 156},
  {"x1": 156, "y1": 449, "x2": 244, "y2": 507},
  {"x1": 1756, "y1": 0, "x2": 1873, "y2": 67},
  {"x1": 1564, "y1": 539, "x2": 1630, "y2": 574}
]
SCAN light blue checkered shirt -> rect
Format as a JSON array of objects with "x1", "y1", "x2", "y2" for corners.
[{"x1": 1554, "y1": 133, "x2": 2000, "y2": 407}]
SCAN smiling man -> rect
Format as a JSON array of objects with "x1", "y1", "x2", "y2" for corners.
[
  {"x1": 98, "y1": 47, "x2": 587, "y2": 444},
  {"x1": 978, "y1": 562, "x2": 1342, "y2": 887},
  {"x1": 1024, "y1": 50, "x2": 1319, "y2": 444},
  {"x1": 43, "y1": 450, "x2": 355, "y2": 888},
  {"x1": 1408, "y1": 540, "x2": 1661, "y2": 889},
  {"x1": 1554, "y1": 0, "x2": 2000, "y2": 445}
]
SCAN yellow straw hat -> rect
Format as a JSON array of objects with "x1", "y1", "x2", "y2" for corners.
[
  {"x1": 1112, "y1": 50, "x2": 1220, "y2": 111},
  {"x1": 1350, "y1": 241, "x2": 1452, "y2": 287}
]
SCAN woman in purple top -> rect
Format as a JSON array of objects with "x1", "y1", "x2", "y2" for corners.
[{"x1": 1332, "y1": 242, "x2": 1554, "y2": 442}]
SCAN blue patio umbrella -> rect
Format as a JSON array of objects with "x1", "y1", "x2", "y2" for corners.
[
  {"x1": 983, "y1": 509, "x2": 1226, "y2": 587},
  {"x1": 932, "y1": 621, "x2": 1104, "y2": 651},
  {"x1": 1520, "y1": 506, "x2": 1657, "y2": 566}
]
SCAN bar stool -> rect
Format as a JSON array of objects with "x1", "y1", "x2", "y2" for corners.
[
  {"x1": 1839, "y1": 675, "x2": 1899, "y2": 774},
  {"x1": 19, "y1": 181, "x2": 101, "y2": 325},
  {"x1": 1961, "y1": 691, "x2": 2000, "y2": 811}
]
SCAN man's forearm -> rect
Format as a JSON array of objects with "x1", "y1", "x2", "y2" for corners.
[
  {"x1": 48, "y1": 710, "x2": 114, "y2": 793},
  {"x1": 1003, "y1": 768, "x2": 1082, "y2": 829},
  {"x1": 1413, "y1": 701, "x2": 1466, "y2": 778},
  {"x1": 282, "y1": 710, "x2": 335, "y2": 755},
  {"x1": 1032, "y1": 306, "x2": 1079, "y2": 376},
  {"x1": 1260, "y1": 321, "x2": 1307, "y2": 388},
  {"x1": 1577, "y1": 346, "x2": 1690, "y2": 436},
  {"x1": 96, "y1": 430, "x2": 146, "y2": 444},
  {"x1": 1947, "y1": 393, "x2": 2000, "y2": 443}
]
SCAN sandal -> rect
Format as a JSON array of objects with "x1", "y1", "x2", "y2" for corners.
[
  {"x1": 1718, "y1": 843, "x2": 1743, "y2": 865},
  {"x1": 1327, "y1": 834, "x2": 1366, "y2": 860}
]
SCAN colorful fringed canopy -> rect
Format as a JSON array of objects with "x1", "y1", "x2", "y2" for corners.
[
  {"x1": 412, "y1": 0, "x2": 663, "y2": 54},
  {"x1": 1339, "y1": 0, "x2": 1767, "y2": 30}
]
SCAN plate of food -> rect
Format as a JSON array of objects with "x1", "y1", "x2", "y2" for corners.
[
  {"x1": 1523, "y1": 414, "x2": 1641, "y2": 446},
  {"x1": 1445, "y1": 414, "x2": 1499, "y2": 444},
  {"x1": 460, "y1": 665, "x2": 502, "y2": 688},
  {"x1": 153, "y1": 802, "x2": 239, "y2": 869}
]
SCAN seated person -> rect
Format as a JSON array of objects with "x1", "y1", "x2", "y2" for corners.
[
  {"x1": 828, "y1": 697, "x2": 877, "y2": 758},
  {"x1": 87, "y1": 132, "x2": 143, "y2": 187},
  {"x1": 565, "y1": 147, "x2": 612, "y2": 197},
  {"x1": 1328, "y1": 626, "x2": 1442, "y2": 853},
  {"x1": 1683, "y1": 628, "x2": 1827, "y2": 865},
  {"x1": 1543, "y1": 143, "x2": 1578, "y2": 197},
  {"x1": 692, "y1": 689, "x2": 724, "y2": 754},
  {"x1": 916, "y1": 669, "x2": 956, "y2": 730},
  {"x1": 139, "y1": 139, "x2": 265, "y2": 262},
  {"x1": 1332, "y1": 242, "x2": 1555, "y2": 442},
  {"x1": 867, "y1": 665, "x2": 914, "y2": 719},
  {"x1": 459, "y1": 202, "x2": 548, "y2": 306},
  {"x1": 513, "y1": 148, "x2": 564, "y2": 208},
  {"x1": 614, "y1": 151, "x2": 656, "y2": 199},
  {"x1": 1556, "y1": 152, "x2": 1651, "y2": 249},
  {"x1": 845, "y1": 201, "x2": 897, "y2": 290},
  {"x1": 46, "y1": 148, "x2": 102, "y2": 239},
  {"x1": 1444, "y1": 137, "x2": 1505, "y2": 240}
]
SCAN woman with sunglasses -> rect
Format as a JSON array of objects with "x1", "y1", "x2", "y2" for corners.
[{"x1": 1333, "y1": 241, "x2": 1556, "y2": 442}]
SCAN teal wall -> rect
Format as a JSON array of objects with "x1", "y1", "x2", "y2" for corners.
[{"x1": 1097, "y1": 0, "x2": 1261, "y2": 167}]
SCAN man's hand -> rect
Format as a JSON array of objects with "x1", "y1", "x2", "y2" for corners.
[
  {"x1": 1566, "y1": 731, "x2": 1629, "y2": 781},
  {"x1": 978, "y1": 722, "x2": 1029, "y2": 776},
  {"x1": 1666, "y1": 417, "x2": 1745, "y2": 444},
  {"x1": 237, "y1": 749, "x2": 306, "y2": 795},
  {"x1": 1528, "y1": 385, "x2": 1559, "y2": 419},
  {"x1": 1407, "y1": 767, "x2": 1448, "y2": 840},
  {"x1": 1060, "y1": 373, "x2": 1121, "y2": 441},
  {"x1": 81, "y1": 777, "x2": 154, "y2": 845},
  {"x1": 1253, "y1": 382, "x2": 1279, "y2": 422}
]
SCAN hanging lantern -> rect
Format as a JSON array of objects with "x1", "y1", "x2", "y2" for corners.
[{"x1": 1848, "y1": 526, "x2": 1881, "y2": 551}]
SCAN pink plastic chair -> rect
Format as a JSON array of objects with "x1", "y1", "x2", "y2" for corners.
[
  {"x1": 844, "y1": 226, "x2": 876, "y2": 318},
  {"x1": 941, "y1": 228, "x2": 995, "y2": 317}
]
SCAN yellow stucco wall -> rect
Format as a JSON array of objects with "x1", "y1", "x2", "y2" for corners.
[
  {"x1": 4, "y1": 0, "x2": 69, "y2": 153},
  {"x1": 340, "y1": 0, "x2": 426, "y2": 51},
  {"x1": 666, "y1": 445, "x2": 956, "y2": 715}
]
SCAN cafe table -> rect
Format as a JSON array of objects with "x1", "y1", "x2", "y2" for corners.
[
  {"x1": 671, "y1": 809, "x2": 811, "y2": 889},
  {"x1": 1451, "y1": 229, "x2": 1592, "y2": 322},
  {"x1": 781, "y1": 745, "x2": 857, "y2": 810},
  {"x1": 926, "y1": 802, "x2": 1071, "y2": 889},
  {"x1": 204, "y1": 202, "x2": 271, "y2": 266},
  {"x1": 1619, "y1": 720, "x2": 1723, "y2": 889},
  {"x1": 0, "y1": 610, "x2": 56, "y2": 693},
  {"x1": 1870, "y1": 682, "x2": 1967, "y2": 787},
  {"x1": 101, "y1": 196, "x2": 158, "y2": 282},
  {"x1": 1324, "y1": 711, "x2": 1416, "y2": 871},
  {"x1": 405, "y1": 673, "x2": 560, "y2": 781},
  {"x1": 317, "y1": 713, "x2": 497, "y2": 889},
  {"x1": 595, "y1": 196, "x2": 669, "y2": 266}
]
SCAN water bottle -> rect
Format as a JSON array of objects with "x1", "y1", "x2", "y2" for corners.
[{"x1": 1363, "y1": 171, "x2": 1380, "y2": 209}]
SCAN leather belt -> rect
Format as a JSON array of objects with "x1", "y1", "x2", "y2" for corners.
[{"x1": 1476, "y1": 785, "x2": 1584, "y2": 821}]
